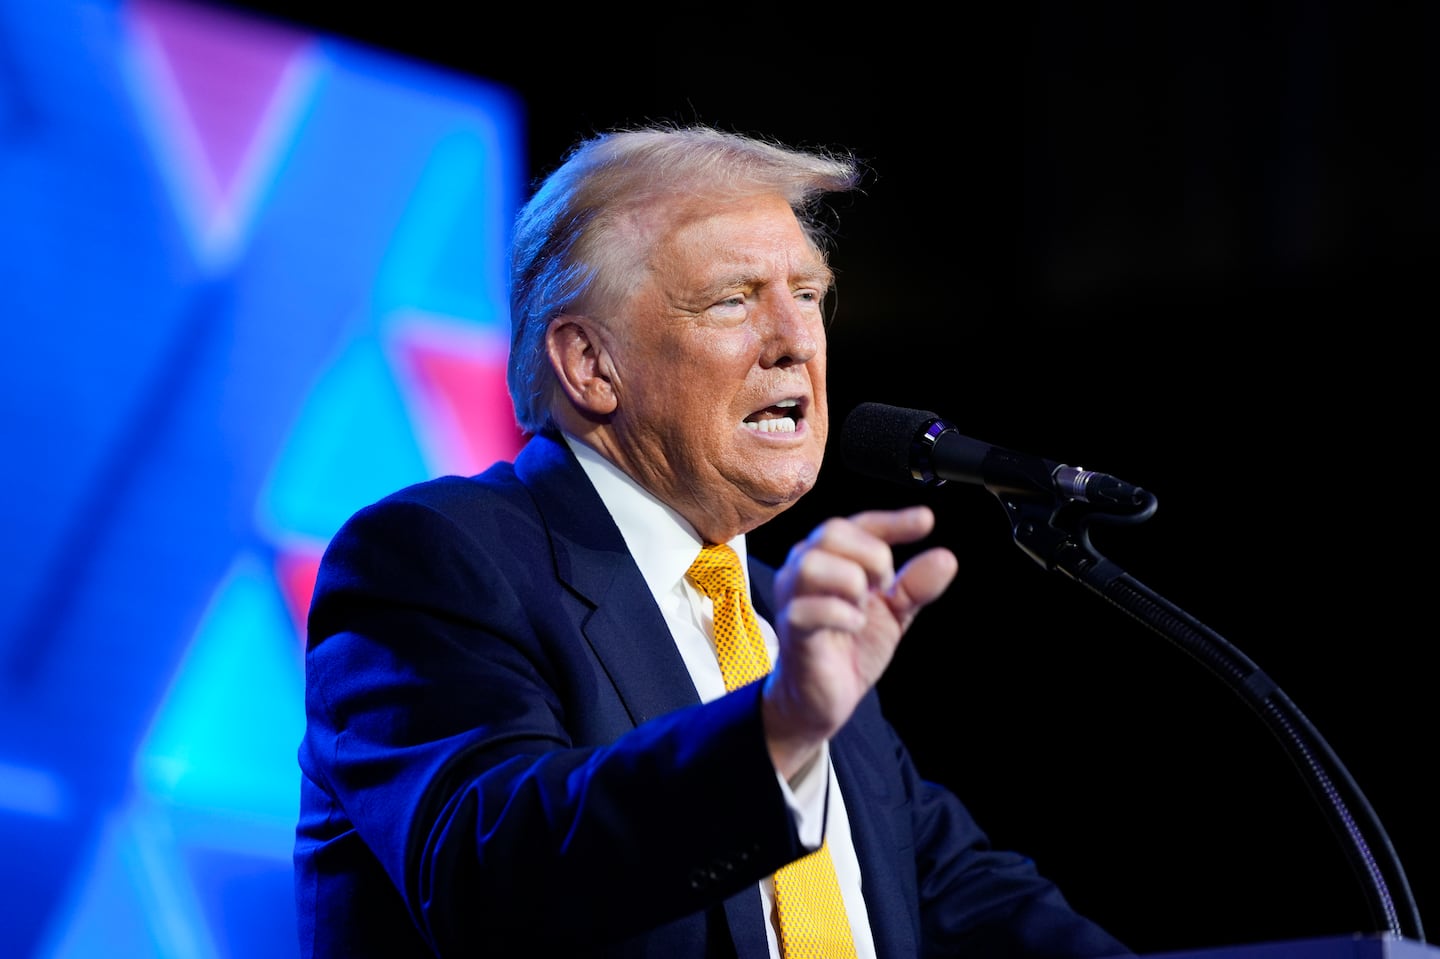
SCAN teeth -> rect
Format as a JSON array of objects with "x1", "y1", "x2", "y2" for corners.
[
  {"x1": 775, "y1": 399, "x2": 797, "y2": 408},
  {"x1": 744, "y1": 417, "x2": 797, "y2": 433}
]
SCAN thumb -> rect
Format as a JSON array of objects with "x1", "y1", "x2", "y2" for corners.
[{"x1": 886, "y1": 547, "x2": 958, "y2": 622}]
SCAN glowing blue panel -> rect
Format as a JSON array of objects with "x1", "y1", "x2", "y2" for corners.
[{"x1": 0, "y1": 2, "x2": 526, "y2": 956}]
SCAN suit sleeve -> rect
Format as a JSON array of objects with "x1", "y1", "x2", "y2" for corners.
[{"x1": 298, "y1": 492, "x2": 805, "y2": 954}]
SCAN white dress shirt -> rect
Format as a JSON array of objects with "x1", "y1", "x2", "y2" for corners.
[{"x1": 563, "y1": 433, "x2": 877, "y2": 959}]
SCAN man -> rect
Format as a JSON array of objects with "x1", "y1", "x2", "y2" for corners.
[{"x1": 294, "y1": 123, "x2": 1133, "y2": 958}]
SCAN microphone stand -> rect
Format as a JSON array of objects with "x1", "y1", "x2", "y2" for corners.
[{"x1": 993, "y1": 485, "x2": 1425, "y2": 944}]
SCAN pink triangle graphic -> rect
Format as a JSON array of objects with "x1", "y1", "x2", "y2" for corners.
[
  {"x1": 128, "y1": 0, "x2": 310, "y2": 215},
  {"x1": 276, "y1": 546, "x2": 323, "y2": 646},
  {"x1": 394, "y1": 327, "x2": 527, "y2": 478}
]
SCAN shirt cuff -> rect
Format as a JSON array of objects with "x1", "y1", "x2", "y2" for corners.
[{"x1": 775, "y1": 740, "x2": 830, "y2": 850}]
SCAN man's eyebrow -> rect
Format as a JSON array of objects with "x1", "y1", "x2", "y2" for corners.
[
  {"x1": 694, "y1": 259, "x2": 833, "y2": 298},
  {"x1": 718, "y1": 264, "x2": 833, "y2": 287},
  {"x1": 793, "y1": 264, "x2": 835, "y2": 287}
]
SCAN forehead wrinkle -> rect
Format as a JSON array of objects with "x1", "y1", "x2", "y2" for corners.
[
  {"x1": 692, "y1": 249, "x2": 835, "y2": 296},
  {"x1": 640, "y1": 195, "x2": 836, "y2": 316}
]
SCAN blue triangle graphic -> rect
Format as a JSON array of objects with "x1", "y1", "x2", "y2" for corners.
[
  {"x1": 257, "y1": 334, "x2": 430, "y2": 543},
  {"x1": 136, "y1": 551, "x2": 304, "y2": 825}
]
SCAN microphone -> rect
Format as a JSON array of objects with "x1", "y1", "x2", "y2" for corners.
[{"x1": 839, "y1": 402, "x2": 1156, "y2": 517}]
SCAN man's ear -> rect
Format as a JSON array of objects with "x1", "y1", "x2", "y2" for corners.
[{"x1": 547, "y1": 315, "x2": 618, "y2": 415}]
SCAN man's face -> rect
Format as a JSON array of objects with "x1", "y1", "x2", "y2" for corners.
[{"x1": 603, "y1": 192, "x2": 832, "y2": 542}]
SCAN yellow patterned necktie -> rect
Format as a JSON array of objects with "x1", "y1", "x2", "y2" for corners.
[{"x1": 687, "y1": 543, "x2": 858, "y2": 959}]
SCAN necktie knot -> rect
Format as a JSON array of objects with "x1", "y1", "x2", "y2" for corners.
[
  {"x1": 686, "y1": 543, "x2": 746, "y2": 598},
  {"x1": 686, "y1": 543, "x2": 768, "y2": 688}
]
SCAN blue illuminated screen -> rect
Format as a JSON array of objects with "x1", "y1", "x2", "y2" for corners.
[{"x1": 0, "y1": 1, "x2": 526, "y2": 955}]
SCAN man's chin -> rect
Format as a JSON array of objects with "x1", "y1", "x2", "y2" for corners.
[{"x1": 754, "y1": 465, "x2": 821, "y2": 511}]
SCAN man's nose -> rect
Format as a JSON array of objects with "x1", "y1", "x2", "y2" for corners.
[{"x1": 759, "y1": 296, "x2": 821, "y2": 368}]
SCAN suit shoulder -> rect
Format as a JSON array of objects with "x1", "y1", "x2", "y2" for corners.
[
  {"x1": 334, "y1": 463, "x2": 539, "y2": 551},
  {"x1": 375, "y1": 460, "x2": 531, "y2": 512}
]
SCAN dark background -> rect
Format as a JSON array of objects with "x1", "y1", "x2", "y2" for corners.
[{"x1": 221, "y1": 3, "x2": 1436, "y2": 953}]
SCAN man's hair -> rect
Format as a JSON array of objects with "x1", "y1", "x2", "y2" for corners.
[{"x1": 505, "y1": 123, "x2": 863, "y2": 434}]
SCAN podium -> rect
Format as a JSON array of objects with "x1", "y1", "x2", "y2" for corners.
[{"x1": 1146, "y1": 935, "x2": 1439, "y2": 959}]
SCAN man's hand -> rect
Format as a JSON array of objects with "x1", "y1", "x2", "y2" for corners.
[{"x1": 761, "y1": 505, "x2": 958, "y2": 779}]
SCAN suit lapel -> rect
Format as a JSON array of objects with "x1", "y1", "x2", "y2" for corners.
[
  {"x1": 514, "y1": 433, "x2": 701, "y2": 726},
  {"x1": 516, "y1": 434, "x2": 827, "y2": 955},
  {"x1": 831, "y1": 718, "x2": 919, "y2": 958}
]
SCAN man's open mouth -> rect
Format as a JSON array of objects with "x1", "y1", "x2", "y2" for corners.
[{"x1": 743, "y1": 399, "x2": 800, "y2": 433}]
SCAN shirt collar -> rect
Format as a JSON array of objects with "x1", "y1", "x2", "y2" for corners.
[{"x1": 560, "y1": 431, "x2": 750, "y2": 596}]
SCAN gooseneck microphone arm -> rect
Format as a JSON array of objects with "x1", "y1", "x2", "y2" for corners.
[{"x1": 840, "y1": 402, "x2": 1425, "y2": 944}]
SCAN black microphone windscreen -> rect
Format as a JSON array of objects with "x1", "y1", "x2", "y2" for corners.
[{"x1": 839, "y1": 402, "x2": 940, "y2": 484}]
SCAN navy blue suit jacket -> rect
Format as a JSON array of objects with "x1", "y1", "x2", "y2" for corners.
[{"x1": 294, "y1": 431, "x2": 1132, "y2": 958}]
